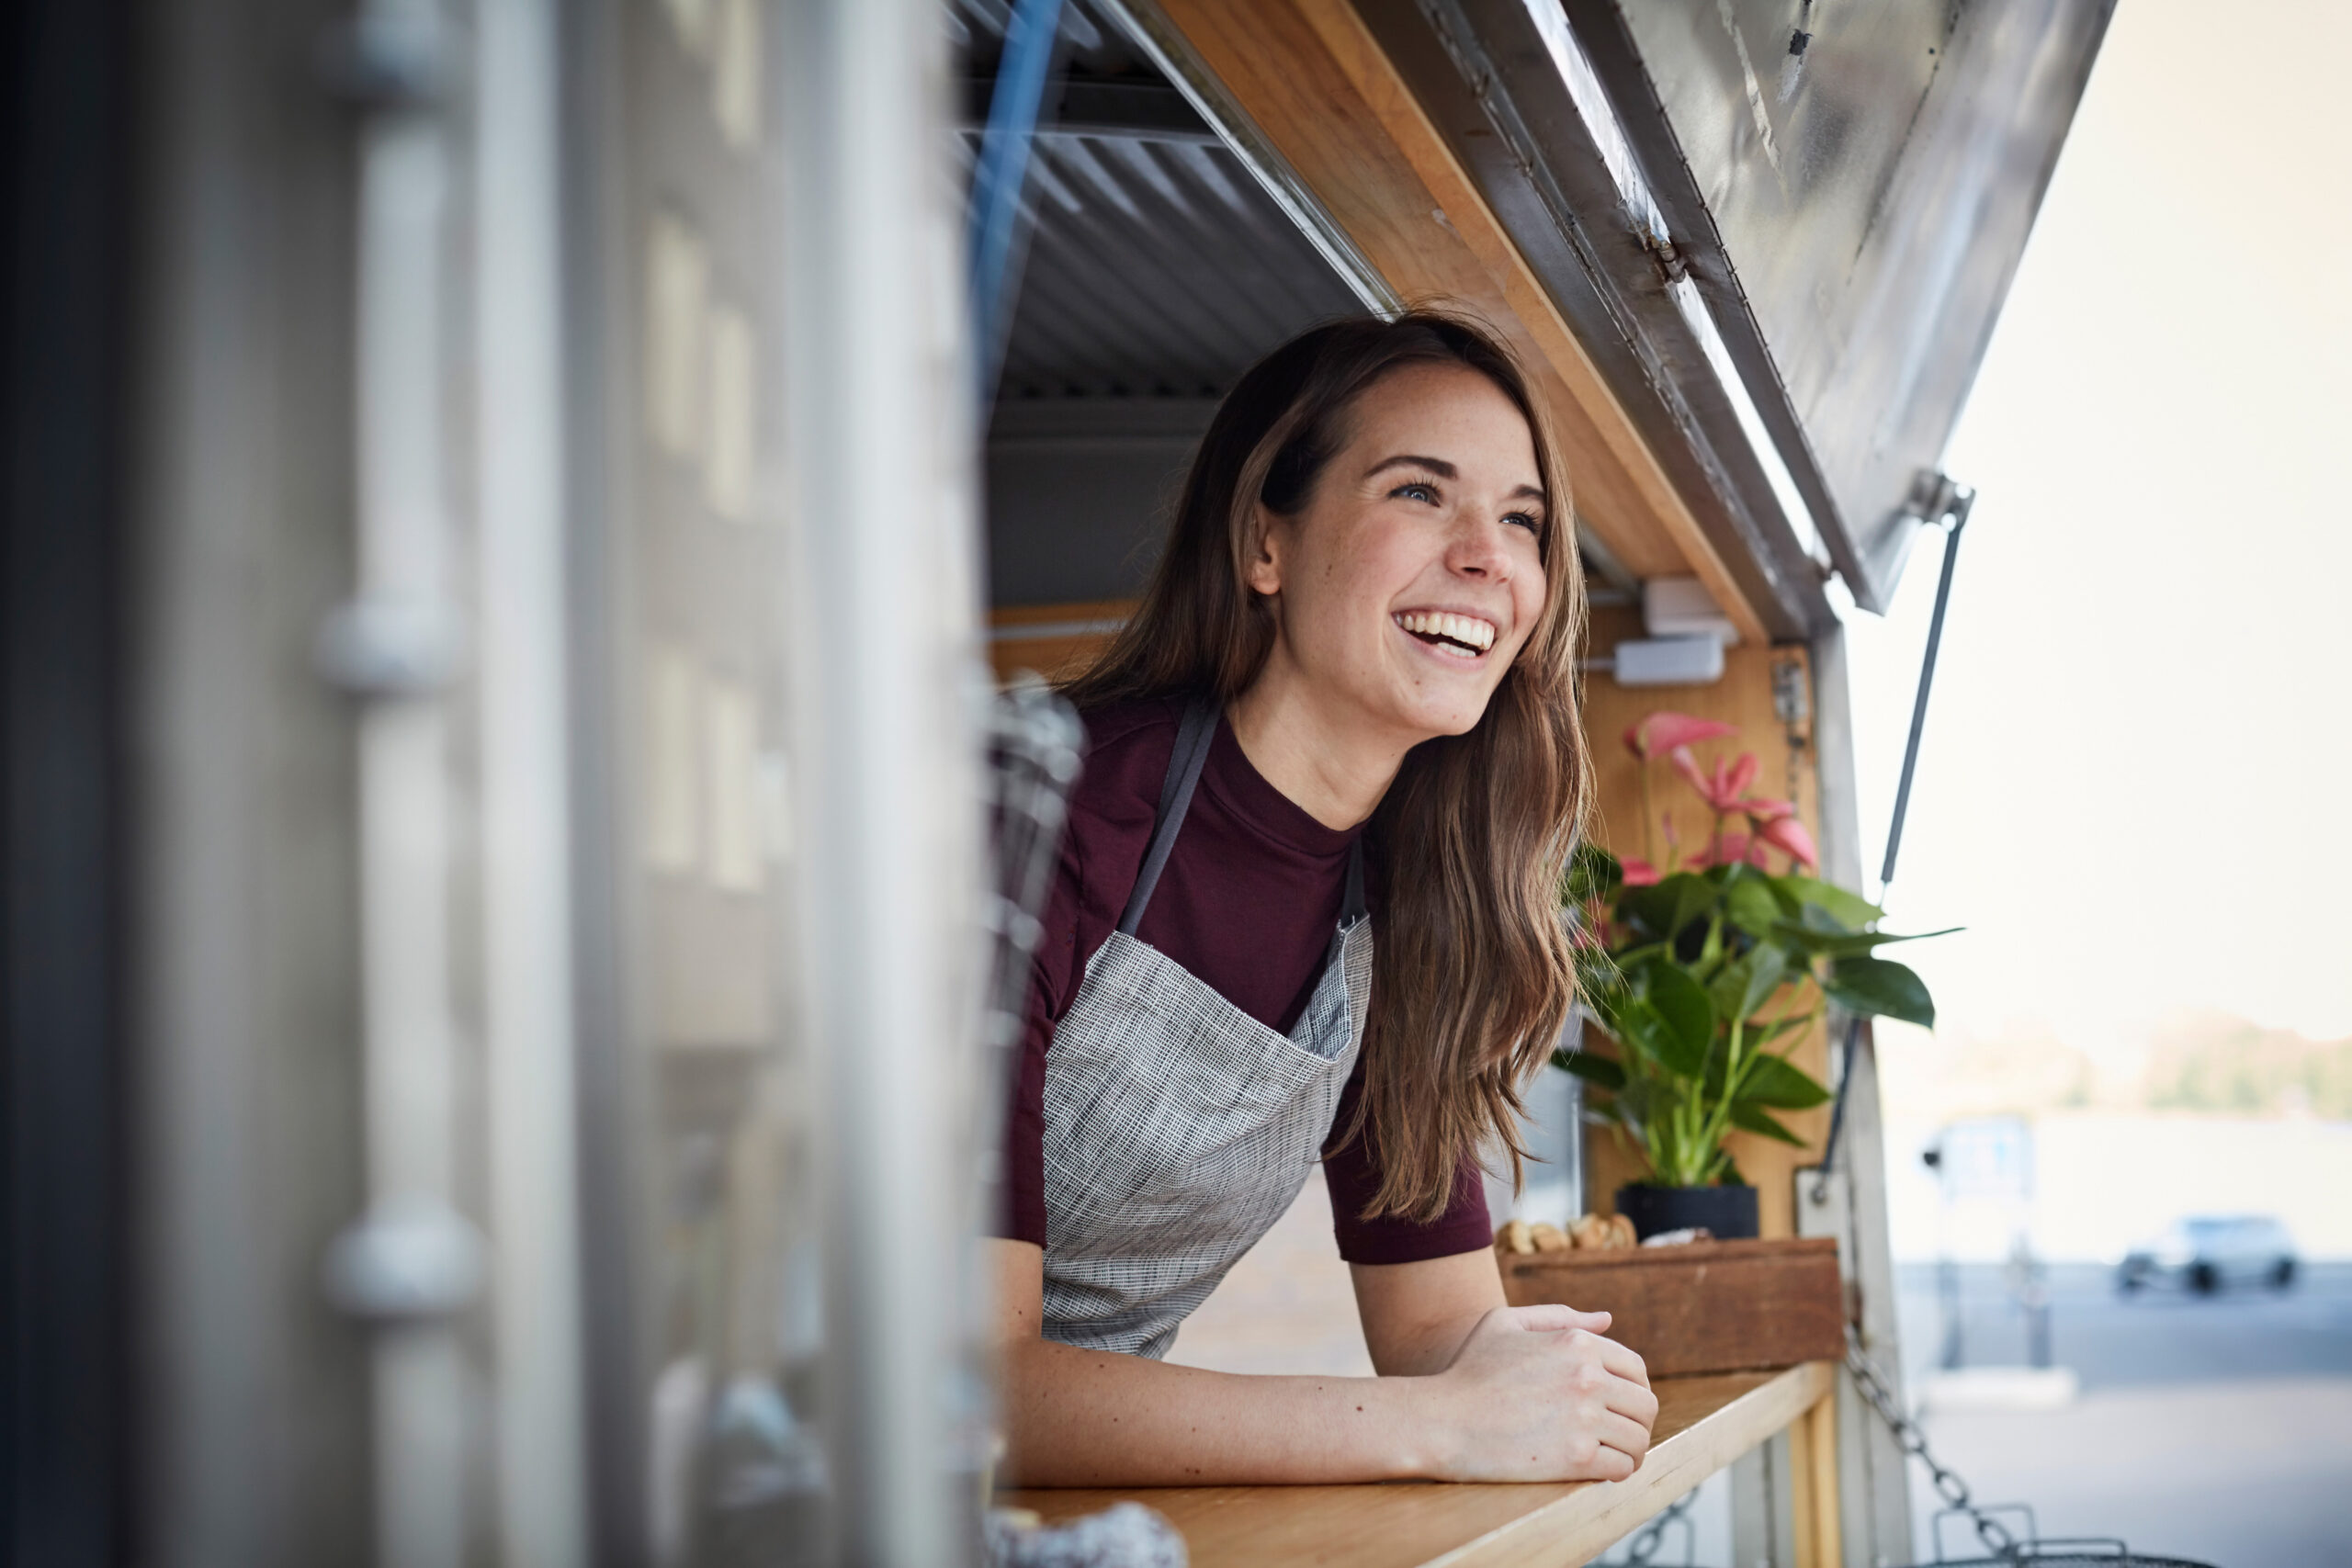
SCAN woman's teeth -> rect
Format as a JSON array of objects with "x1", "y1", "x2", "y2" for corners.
[{"x1": 1393, "y1": 610, "x2": 1497, "y2": 658}]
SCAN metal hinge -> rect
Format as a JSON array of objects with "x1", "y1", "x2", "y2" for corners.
[{"x1": 1642, "y1": 229, "x2": 1690, "y2": 284}]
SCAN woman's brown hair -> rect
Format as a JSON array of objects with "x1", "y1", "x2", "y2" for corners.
[{"x1": 1062, "y1": 310, "x2": 1590, "y2": 1222}]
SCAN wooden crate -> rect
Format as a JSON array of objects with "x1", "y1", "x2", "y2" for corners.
[{"x1": 1498, "y1": 1236, "x2": 1844, "y2": 1377}]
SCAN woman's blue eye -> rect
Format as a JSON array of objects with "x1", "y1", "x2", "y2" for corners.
[
  {"x1": 1506, "y1": 512, "x2": 1542, "y2": 533},
  {"x1": 1391, "y1": 481, "x2": 1439, "y2": 503}
]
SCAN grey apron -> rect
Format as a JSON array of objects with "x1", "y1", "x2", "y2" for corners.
[{"x1": 1039, "y1": 699, "x2": 1374, "y2": 1359}]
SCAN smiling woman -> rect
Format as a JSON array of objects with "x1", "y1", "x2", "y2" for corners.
[{"x1": 989, "y1": 313, "x2": 1647, "y2": 1489}]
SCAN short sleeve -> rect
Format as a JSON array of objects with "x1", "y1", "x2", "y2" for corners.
[
  {"x1": 1322, "y1": 1064, "x2": 1496, "y2": 1265},
  {"x1": 989, "y1": 964, "x2": 1056, "y2": 1247},
  {"x1": 985, "y1": 824, "x2": 1091, "y2": 1249}
]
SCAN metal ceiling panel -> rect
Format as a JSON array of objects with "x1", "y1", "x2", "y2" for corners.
[
  {"x1": 955, "y1": 0, "x2": 1364, "y2": 409},
  {"x1": 947, "y1": 0, "x2": 1149, "y2": 76},
  {"x1": 967, "y1": 127, "x2": 1363, "y2": 401}
]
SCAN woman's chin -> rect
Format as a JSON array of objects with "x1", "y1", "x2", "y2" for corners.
[{"x1": 1381, "y1": 691, "x2": 1494, "y2": 743}]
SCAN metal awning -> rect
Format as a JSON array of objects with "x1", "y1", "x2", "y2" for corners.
[{"x1": 1359, "y1": 0, "x2": 2113, "y2": 617}]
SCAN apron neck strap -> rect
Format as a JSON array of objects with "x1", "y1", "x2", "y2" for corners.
[
  {"x1": 1116, "y1": 696, "x2": 1219, "y2": 936},
  {"x1": 1340, "y1": 838, "x2": 1367, "y2": 924}
]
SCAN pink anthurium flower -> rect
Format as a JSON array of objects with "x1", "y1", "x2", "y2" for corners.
[
  {"x1": 1619, "y1": 857, "x2": 1662, "y2": 887},
  {"x1": 1670, "y1": 747, "x2": 1760, "y2": 814},
  {"x1": 1755, "y1": 814, "x2": 1819, "y2": 869},
  {"x1": 1718, "y1": 752, "x2": 1759, "y2": 803},
  {"x1": 1684, "y1": 830, "x2": 1770, "y2": 872},
  {"x1": 1625, "y1": 711, "x2": 1736, "y2": 761},
  {"x1": 1739, "y1": 796, "x2": 1796, "y2": 825}
]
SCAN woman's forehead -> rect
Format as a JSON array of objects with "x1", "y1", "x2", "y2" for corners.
[{"x1": 1343, "y1": 364, "x2": 1539, "y2": 475}]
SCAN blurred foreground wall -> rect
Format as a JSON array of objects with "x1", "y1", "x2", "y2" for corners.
[{"x1": 5, "y1": 1, "x2": 985, "y2": 1565}]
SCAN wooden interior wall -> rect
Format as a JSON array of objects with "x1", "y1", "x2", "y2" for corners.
[
  {"x1": 1578, "y1": 607, "x2": 1827, "y2": 1239},
  {"x1": 989, "y1": 599, "x2": 1136, "y2": 684}
]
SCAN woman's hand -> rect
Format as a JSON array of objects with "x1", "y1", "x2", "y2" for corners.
[{"x1": 1418, "y1": 1303, "x2": 1658, "y2": 1482}]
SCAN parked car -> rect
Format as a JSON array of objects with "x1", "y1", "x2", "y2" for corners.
[{"x1": 2118, "y1": 1215, "x2": 2298, "y2": 1294}]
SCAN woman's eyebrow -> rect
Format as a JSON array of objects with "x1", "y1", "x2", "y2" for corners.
[
  {"x1": 1364, "y1": 454, "x2": 1456, "y2": 480},
  {"x1": 1365, "y1": 455, "x2": 1547, "y2": 507}
]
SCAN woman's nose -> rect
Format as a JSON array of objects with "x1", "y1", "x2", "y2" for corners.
[{"x1": 1446, "y1": 515, "x2": 1512, "y2": 579}]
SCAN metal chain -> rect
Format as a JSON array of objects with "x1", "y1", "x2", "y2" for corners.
[
  {"x1": 1599, "y1": 1331, "x2": 2027, "y2": 1568},
  {"x1": 1842, "y1": 1326, "x2": 2022, "y2": 1562},
  {"x1": 1615, "y1": 1486, "x2": 1700, "y2": 1566}
]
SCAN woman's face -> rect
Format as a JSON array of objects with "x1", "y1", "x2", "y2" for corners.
[{"x1": 1247, "y1": 362, "x2": 1550, "y2": 745}]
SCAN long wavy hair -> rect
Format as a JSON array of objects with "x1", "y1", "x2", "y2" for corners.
[{"x1": 1061, "y1": 311, "x2": 1590, "y2": 1221}]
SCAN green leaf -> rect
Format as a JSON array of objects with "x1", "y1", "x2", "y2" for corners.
[
  {"x1": 1771, "y1": 920, "x2": 1962, "y2": 958},
  {"x1": 1737, "y1": 943, "x2": 1790, "y2": 1021},
  {"x1": 1611, "y1": 996, "x2": 1702, "y2": 1082},
  {"x1": 1747, "y1": 1010, "x2": 1815, "y2": 1047},
  {"x1": 1555, "y1": 1049, "x2": 1625, "y2": 1090},
  {"x1": 1599, "y1": 994, "x2": 1664, "y2": 1066},
  {"x1": 1565, "y1": 841, "x2": 1623, "y2": 905},
  {"x1": 1572, "y1": 940, "x2": 1627, "y2": 1004},
  {"x1": 1692, "y1": 908, "x2": 1726, "y2": 969},
  {"x1": 1707, "y1": 944, "x2": 1789, "y2": 1026},
  {"x1": 1666, "y1": 874, "x2": 1720, "y2": 938},
  {"x1": 1613, "y1": 885, "x2": 1676, "y2": 942},
  {"x1": 1723, "y1": 875, "x2": 1784, "y2": 939},
  {"x1": 1727, "y1": 1101, "x2": 1807, "y2": 1146},
  {"x1": 1823, "y1": 956, "x2": 1937, "y2": 1028},
  {"x1": 1644, "y1": 964, "x2": 1716, "y2": 1077},
  {"x1": 1616, "y1": 873, "x2": 1718, "y2": 945},
  {"x1": 1781, "y1": 876, "x2": 1883, "y2": 931},
  {"x1": 1737, "y1": 1054, "x2": 1832, "y2": 1109},
  {"x1": 1577, "y1": 974, "x2": 1632, "y2": 1035}
]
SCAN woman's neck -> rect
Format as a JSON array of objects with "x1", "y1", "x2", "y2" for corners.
[{"x1": 1226, "y1": 657, "x2": 1416, "y2": 831}]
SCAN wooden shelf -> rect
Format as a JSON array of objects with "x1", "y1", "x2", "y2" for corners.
[
  {"x1": 1002, "y1": 1359, "x2": 1836, "y2": 1567},
  {"x1": 988, "y1": 599, "x2": 1133, "y2": 684}
]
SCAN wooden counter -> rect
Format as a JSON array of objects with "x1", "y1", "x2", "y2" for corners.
[{"x1": 1004, "y1": 1359, "x2": 1838, "y2": 1567}]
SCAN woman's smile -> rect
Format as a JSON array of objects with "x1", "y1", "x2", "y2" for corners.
[{"x1": 1391, "y1": 607, "x2": 1501, "y2": 660}]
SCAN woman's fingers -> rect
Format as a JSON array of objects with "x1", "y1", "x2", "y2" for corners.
[
  {"x1": 1576, "y1": 1441, "x2": 1640, "y2": 1483},
  {"x1": 1608, "y1": 1387, "x2": 1660, "y2": 1442},
  {"x1": 1591, "y1": 1407, "x2": 1653, "y2": 1467},
  {"x1": 1509, "y1": 1302, "x2": 1611, "y2": 1335},
  {"x1": 1581, "y1": 1330, "x2": 1652, "y2": 1389},
  {"x1": 1504, "y1": 1309, "x2": 1650, "y2": 1393},
  {"x1": 1565, "y1": 1347, "x2": 1656, "y2": 1431}
]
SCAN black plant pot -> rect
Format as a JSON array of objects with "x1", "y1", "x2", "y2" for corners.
[{"x1": 1614, "y1": 1182, "x2": 1759, "y2": 1242}]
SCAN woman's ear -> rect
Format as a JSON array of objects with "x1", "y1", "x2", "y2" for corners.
[{"x1": 1244, "y1": 503, "x2": 1285, "y2": 598}]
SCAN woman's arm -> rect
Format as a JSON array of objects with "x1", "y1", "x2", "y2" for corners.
[
  {"x1": 1348, "y1": 1247, "x2": 1510, "y2": 1375},
  {"x1": 990, "y1": 1239, "x2": 1657, "y2": 1487}
]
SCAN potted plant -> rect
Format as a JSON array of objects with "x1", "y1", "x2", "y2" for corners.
[{"x1": 1559, "y1": 711, "x2": 1951, "y2": 1240}]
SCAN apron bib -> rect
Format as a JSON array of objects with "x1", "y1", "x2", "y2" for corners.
[{"x1": 1039, "y1": 699, "x2": 1374, "y2": 1359}]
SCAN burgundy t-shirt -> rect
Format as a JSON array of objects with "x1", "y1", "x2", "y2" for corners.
[{"x1": 995, "y1": 695, "x2": 1492, "y2": 1266}]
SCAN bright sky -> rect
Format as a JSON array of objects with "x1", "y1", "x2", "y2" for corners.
[{"x1": 1835, "y1": 0, "x2": 2352, "y2": 1058}]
